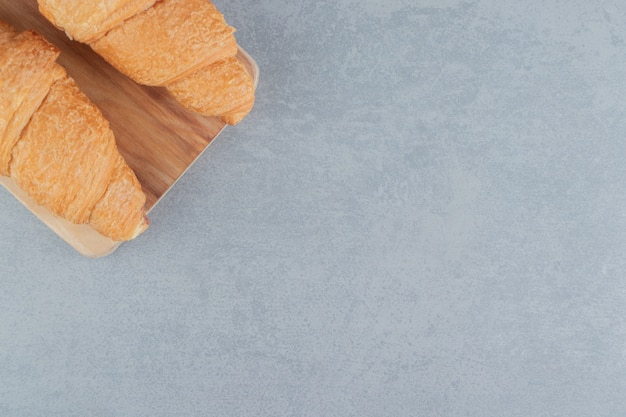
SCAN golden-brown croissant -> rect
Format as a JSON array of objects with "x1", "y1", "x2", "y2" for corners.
[
  {"x1": 0, "y1": 23, "x2": 148, "y2": 241},
  {"x1": 38, "y1": 0, "x2": 158, "y2": 43},
  {"x1": 0, "y1": 27, "x2": 65, "y2": 176},
  {"x1": 38, "y1": 0, "x2": 256, "y2": 125},
  {"x1": 166, "y1": 56, "x2": 255, "y2": 126}
]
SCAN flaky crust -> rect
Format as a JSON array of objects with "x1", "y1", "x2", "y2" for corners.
[
  {"x1": 38, "y1": 0, "x2": 158, "y2": 43},
  {"x1": 90, "y1": 0, "x2": 237, "y2": 86},
  {"x1": 1, "y1": 21, "x2": 149, "y2": 241},
  {"x1": 37, "y1": 0, "x2": 256, "y2": 124},
  {"x1": 10, "y1": 77, "x2": 118, "y2": 224},
  {"x1": 0, "y1": 30, "x2": 65, "y2": 176},
  {"x1": 90, "y1": 155, "x2": 149, "y2": 241},
  {"x1": 166, "y1": 56, "x2": 255, "y2": 125}
]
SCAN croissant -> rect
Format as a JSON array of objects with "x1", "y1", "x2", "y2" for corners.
[
  {"x1": 39, "y1": 0, "x2": 256, "y2": 125},
  {"x1": 0, "y1": 23, "x2": 148, "y2": 241}
]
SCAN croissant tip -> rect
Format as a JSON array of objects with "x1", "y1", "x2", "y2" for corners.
[
  {"x1": 133, "y1": 214, "x2": 150, "y2": 238},
  {"x1": 116, "y1": 213, "x2": 149, "y2": 242}
]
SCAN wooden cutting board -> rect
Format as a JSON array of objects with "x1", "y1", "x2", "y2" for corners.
[{"x1": 0, "y1": 0, "x2": 259, "y2": 257}]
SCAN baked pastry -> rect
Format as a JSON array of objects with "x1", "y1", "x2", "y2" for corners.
[
  {"x1": 39, "y1": 0, "x2": 256, "y2": 125},
  {"x1": 90, "y1": 0, "x2": 238, "y2": 86},
  {"x1": 89, "y1": 154, "x2": 148, "y2": 241},
  {"x1": 0, "y1": 23, "x2": 148, "y2": 241},
  {"x1": 0, "y1": 27, "x2": 65, "y2": 176},
  {"x1": 167, "y1": 56, "x2": 255, "y2": 126},
  {"x1": 38, "y1": 0, "x2": 158, "y2": 43}
]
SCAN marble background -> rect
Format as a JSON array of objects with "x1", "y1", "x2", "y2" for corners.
[{"x1": 2, "y1": 0, "x2": 626, "y2": 415}]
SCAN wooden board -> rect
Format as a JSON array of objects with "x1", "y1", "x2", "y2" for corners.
[{"x1": 0, "y1": 0, "x2": 259, "y2": 257}]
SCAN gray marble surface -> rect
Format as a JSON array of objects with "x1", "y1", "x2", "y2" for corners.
[{"x1": 2, "y1": 0, "x2": 626, "y2": 415}]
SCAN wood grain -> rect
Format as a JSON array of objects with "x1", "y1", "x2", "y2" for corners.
[{"x1": 0, "y1": 0, "x2": 259, "y2": 257}]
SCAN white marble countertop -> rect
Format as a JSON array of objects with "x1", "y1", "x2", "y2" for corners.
[{"x1": 2, "y1": 1, "x2": 626, "y2": 415}]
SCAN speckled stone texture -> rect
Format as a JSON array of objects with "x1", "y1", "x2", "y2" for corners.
[{"x1": 2, "y1": 0, "x2": 626, "y2": 416}]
